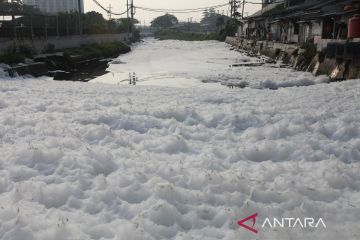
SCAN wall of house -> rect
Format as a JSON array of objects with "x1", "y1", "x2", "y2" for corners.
[
  {"x1": 311, "y1": 21, "x2": 322, "y2": 43},
  {"x1": 237, "y1": 25, "x2": 244, "y2": 37},
  {"x1": 288, "y1": 22, "x2": 299, "y2": 43},
  {"x1": 270, "y1": 23, "x2": 281, "y2": 41}
]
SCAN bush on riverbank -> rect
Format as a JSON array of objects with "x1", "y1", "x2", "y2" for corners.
[
  {"x1": 0, "y1": 45, "x2": 35, "y2": 65},
  {"x1": 155, "y1": 29, "x2": 220, "y2": 41},
  {"x1": 64, "y1": 42, "x2": 131, "y2": 60},
  {"x1": 218, "y1": 19, "x2": 239, "y2": 42},
  {"x1": 0, "y1": 52, "x2": 25, "y2": 65}
]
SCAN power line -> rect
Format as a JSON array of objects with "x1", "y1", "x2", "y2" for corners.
[
  {"x1": 136, "y1": 7, "x2": 225, "y2": 14},
  {"x1": 91, "y1": 0, "x2": 129, "y2": 16},
  {"x1": 134, "y1": 3, "x2": 229, "y2": 14},
  {"x1": 134, "y1": 3, "x2": 229, "y2": 12},
  {"x1": 245, "y1": 0, "x2": 285, "y2": 4}
]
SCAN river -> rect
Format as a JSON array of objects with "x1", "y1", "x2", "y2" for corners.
[
  {"x1": 1, "y1": 38, "x2": 356, "y2": 240},
  {"x1": 92, "y1": 38, "x2": 327, "y2": 89}
]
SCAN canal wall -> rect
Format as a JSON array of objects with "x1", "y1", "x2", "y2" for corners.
[
  {"x1": 3, "y1": 39, "x2": 131, "y2": 80},
  {"x1": 225, "y1": 37, "x2": 360, "y2": 80},
  {"x1": 0, "y1": 33, "x2": 128, "y2": 53}
]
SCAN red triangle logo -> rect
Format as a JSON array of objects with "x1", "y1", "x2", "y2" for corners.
[{"x1": 237, "y1": 213, "x2": 258, "y2": 234}]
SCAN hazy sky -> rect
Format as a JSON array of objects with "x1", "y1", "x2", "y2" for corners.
[{"x1": 85, "y1": 0, "x2": 262, "y2": 24}]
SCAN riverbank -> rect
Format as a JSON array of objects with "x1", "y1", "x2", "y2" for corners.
[
  {"x1": 2, "y1": 41, "x2": 131, "y2": 81},
  {"x1": 225, "y1": 37, "x2": 360, "y2": 80},
  {"x1": 155, "y1": 29, "x2": 220, "y2": 41}
]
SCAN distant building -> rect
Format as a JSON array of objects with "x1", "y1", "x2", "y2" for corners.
[{"x1": 23, "y1": 0, "x2": 84, "y2": 14}]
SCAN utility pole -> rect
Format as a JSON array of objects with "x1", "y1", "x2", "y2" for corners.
[
  {"x1": 127, "y1": 0, "x2": 130, "y2": 40},
  {"x1": 242, "y1": 0, "x2": 245, "y2": 19},
  {"x1": 229, "y1": 0, "x2": 233, "y2": 18},
  {"x1": 229, "y1": 0, "x2": 238, "y2": 19},
  {"x1": 130, "y1": 0, "x2": 134, "y2": 39},
  {"x1": 78, "y1": 0, "x2": 83, "y2": 35},
  {"x1": 11, "y1": 0, "x2": 17, "y2": 40},
  {"x1": 108, "y1": 4, "x2": 112, "y2": 20}
]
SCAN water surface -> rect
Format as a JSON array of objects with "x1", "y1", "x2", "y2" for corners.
[{"x1": 92, "y1": 38, "x2": 323, "y2": 89}]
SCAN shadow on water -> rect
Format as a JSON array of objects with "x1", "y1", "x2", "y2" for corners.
[{"x1": 52, "y1": 60, "x2": 110, "y2": 82}]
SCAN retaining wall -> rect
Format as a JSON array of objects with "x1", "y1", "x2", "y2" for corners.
[
  {"x1": 225, "y1": 37, "x2": 360, "y2": 80},
  {"x1": 0, "y1": 34, "x2": 128, "y2": 53}
]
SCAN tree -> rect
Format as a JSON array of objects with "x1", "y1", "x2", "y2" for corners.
[
  {"x1": 201, "y1": 10, "x2": 230, "y2": 32},
  {"x1": 116, "y1": 18, "x2": 139, "y2": 33},
  {"x1": 151, "y1": 14, "x2": 178, "y2": 28},
  {"x1": 216, "y1": 16, "x2": 225, "y2": 30},
  {"x1": 202, "y1": 9, "x2": 209, "y2": 19},
  {"x1": 84, "y1": 11, "x2": 106, "y2": 34},
  {"x1": 208, "y1": 8, "x2": 216, "y2": 16},
  {"x1": 218, "y1": 19, "x2": 239, "y2": 41}
]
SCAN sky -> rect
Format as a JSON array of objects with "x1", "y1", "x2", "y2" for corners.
[{"x1": 85, "y1": 0, "x2": 262, "y2": 25}]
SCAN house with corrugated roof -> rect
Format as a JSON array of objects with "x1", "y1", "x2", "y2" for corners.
[{"x1": 239, "y1": 0, "x2": 360, "y2": 49}]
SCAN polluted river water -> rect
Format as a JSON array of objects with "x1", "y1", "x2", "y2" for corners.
[
  {"x1": 1, "y1": 38, "x2": 359, "y2": 240},
  {"x1": 91, "y1": 38, "x2": 329, "y2": 89}
]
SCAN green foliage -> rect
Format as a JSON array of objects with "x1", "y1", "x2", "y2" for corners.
[
  {"x1": 216, "y1": 16, "x2": 225, "y2": 28},
  {"x1": 0, "y1": 45, "x2": 33, "y2": 65},
  {"x1": 201, "y1": 8, "x2": 230, "y2": 32},
  {"x1": 0, "y1": 46, "x2": 25, "y2": 65},
  {"x1": 151, "y1": 14, "x2": 179, "y2": 28},
  {"x1": 116, "y1": 18, "x2": 139, "y2": 35},
  {"x1": 64, "y1": 42, "x2": 131, "y2": 62},
  {"x1": 218, "y1": 19, "x2": 239, "y2": 41},
  {"x1": 18, "y1": 45, "x2": 35, "y2": 58},
  {"x1": 0, "y1": 53, "x2": 24, "y2": 65},
  {"x1": 53, "y1": 11, "x2": 139, "y2": 35},
  {"x1": 132, "y1": 29, "x2": 141, "y2": 42},
  {"x1": 84, "y1": 11, "x2": 106, "y2": 34},
  {"x1": 155, "y1": 29, "x2": 220, "y2": 41}
]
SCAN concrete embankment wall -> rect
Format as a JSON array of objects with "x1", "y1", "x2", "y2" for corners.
[
  {"x1": 0, "y1": 33, "x2": 128, "y2": 53},
  {"x1": 225, "y1": 37, "x2": 360, "y2": 80}
]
